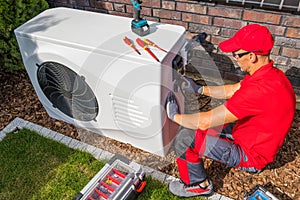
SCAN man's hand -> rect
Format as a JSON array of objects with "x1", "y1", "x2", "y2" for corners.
[
  {"x1": 165, "y1": 91, "x2": 179, "y2": 121},
  {"x1": 181, "y1": 76, "x2": 203, "y2": 94}
]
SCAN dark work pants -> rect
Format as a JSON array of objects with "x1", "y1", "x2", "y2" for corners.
[{"x1": 173, "y1": 123, "x2": 259, "y2": 185}]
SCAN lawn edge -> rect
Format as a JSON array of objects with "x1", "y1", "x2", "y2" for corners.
[{"x1": 0, "y1": 117, "x2": 232, "y2": 200}]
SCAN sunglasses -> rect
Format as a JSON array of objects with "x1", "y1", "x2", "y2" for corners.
[
  {"x1": 232, "y1": 51, "x2": 251, "y2": 58},
  {"x1": 232, "y1": 50, "x2": 263, "y2": 59}
]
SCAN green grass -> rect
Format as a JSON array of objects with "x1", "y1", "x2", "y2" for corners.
[{"x1": 0, "y1": 128, "x2": 205, "y2": 200}]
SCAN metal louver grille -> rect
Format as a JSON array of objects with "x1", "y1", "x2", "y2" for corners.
[
  {"x1": 37, "y1": 61, "x2": 99, "y2": 121},
  {"x1": 202, "y1": 0, "x2": 300, "y2": 12}
]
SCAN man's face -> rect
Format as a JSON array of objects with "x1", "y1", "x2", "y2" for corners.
[{"x1": 232, "y1": 50, "x2": 252, "y2": 73}]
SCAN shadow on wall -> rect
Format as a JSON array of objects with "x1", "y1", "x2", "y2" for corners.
[
  {"x1": 286, "y1": 67, "x2": 300, "y2": 95},
  {"x1": 187, "y1": 33, "x2": 300, "y2": 92},
  {"x1": 185, "y1": 33, "x2": 246, "y2": 85}
]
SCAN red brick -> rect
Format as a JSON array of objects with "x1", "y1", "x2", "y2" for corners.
[
  {"x1": 109, "y1": 0, "x2": 131, "y2": 4},
  {"x1": 141, "y1": 7, "x2": 152, "y2": 17},
  {"x1": 221, "y1": 28, "x2": 238, "y2": 38},
  {"x1": 153, "y1": 9, "x2": 181, "y2": 20},
  {"x1": 282, "y1": 47, "x2": 300, "y2": 59},
  {"x1": 275, "y1": 37, "x2": 298, "y2": 48},
  {"x1": 286, "y1": 28, "x2": 300, "y2": 39},
  {"x1": 211, "y1": 35, "x2": 226, "y2": 46},
  {"x1": 160, "y1": 19, "x2": 188, "y2": 29},
  {"x1": 208, "y1": 6, "x2": 242, "y2": 19},
  {"x1": 114, "y1": 3, "x2": 126, "y2": 12},
  {"x1": 162, "y1": 1, "x2": 175, "y2": 10},
  {"x1": 189, "y1": 24, "x2": 220, "y2": 35},
  {"x1": 144, "y1": 16, "x2": 159, "y2": 22},
  {"x1": 271, "y1": 55, "x2": 289, "y2": 65},
  {"x1": 214, "y1": 17, "x2": 247, "y2": 29},
  {"x1": 126, "y1": 5, "x2": 133, "y2": 13},
  {"x1": 176, "y1": 2, "x2": 206, "y2": 14},
  {"x1": 76, "y1": 0, "x2": 89, "y2": 7},
  {"x1": 142, "y1": 0, "x2": 161, "y2": 8},
  {"x1": 290, "y1": 59, "x2": 300, "y2": 68},
  {"x1": 264, "y1": 24, "x2": 285, "y2": 36},
  {"x1": 126, "y1": 5, "x2": 151, "y2": 16},
  {"x1": 103, "y1": 2, "x2": 114, "y2": 10},
  {"x1": 282, "y1": 16, "x2": 300, "y2": 27},
  {"x1": 243, "y1": 10, "x2": 281, "y2": 24},
  {"x1": 271, "y1": 46, "x2": 280, "y2": 55},
  {"x1": 182, "y1": 13, "x2": 211, "y2": 25}
]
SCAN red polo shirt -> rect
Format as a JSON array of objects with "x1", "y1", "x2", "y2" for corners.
[{"x1": 225, "y1": 61, "x2": 295, "y2": 170}]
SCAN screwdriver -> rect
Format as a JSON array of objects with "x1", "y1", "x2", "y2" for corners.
[
  {"x1": 143, "y1": 38, "x2": 168, "y2": 53},
  {"x1": 136, "y1": 38, "x2": 160, "y2": 62},
  {"x1": 123, "y1": 36, "x2": 141, "y2": 55}
]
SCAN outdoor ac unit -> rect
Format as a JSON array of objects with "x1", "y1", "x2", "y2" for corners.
[{"x1": 14, "y1": 7, "x2": 186, "y2": 156}]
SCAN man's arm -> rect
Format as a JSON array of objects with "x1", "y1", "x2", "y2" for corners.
[
  {"x1": 203, "y1": 82, "x2": 241, "y2": 99},
  {"x1": 173, "y1": 104, "x2": 238, "y2": 130},
  {"x1": 181, "y1": 76, "x2": 241, "y2": 99}
]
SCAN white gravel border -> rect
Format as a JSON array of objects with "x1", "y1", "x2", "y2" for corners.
[{"x1": 0, "y1": 117, "x2": 233, "y2": 200}]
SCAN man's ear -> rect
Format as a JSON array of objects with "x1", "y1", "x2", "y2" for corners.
[{"x1": 249, "y1": 52, "x2": 257, "y2": 63}]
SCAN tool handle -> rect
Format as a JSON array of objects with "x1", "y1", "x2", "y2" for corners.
[
  {"x1": 143, "y1": 38, "x2": 155, "y2": 46},
  {"x1": 124, "y1": 36, "x2": 141, "y2": 55},
  {"x1": 123, "y1": 36, "x2": 132, "y2": 46},
  {"x1": 136, "y1": 181, "x2": 147, "y2": 193},
  {"x1": 144, "y1": 38, "x2": 167, "y2": 52},
  {"x1": 136, "y1": 38, "x2": 146, "y2": 49},
  {"x1": 131, "y1": 0, "x2": 142, "y2": 20}
]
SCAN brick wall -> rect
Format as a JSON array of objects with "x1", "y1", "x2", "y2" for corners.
[{"x1": 46, "y1": 0, "x2": 300, "y2": 93}]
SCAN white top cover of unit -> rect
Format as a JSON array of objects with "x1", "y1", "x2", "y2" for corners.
[{"x1": 15, "y1": 7, "x2": 186, "y2": 63}]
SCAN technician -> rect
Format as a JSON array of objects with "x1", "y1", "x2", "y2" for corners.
[{"x1": 165, "y1": 24, "x2": 296, "y2": 197}]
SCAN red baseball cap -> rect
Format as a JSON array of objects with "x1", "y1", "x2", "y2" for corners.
[{"x1": 219, "y1": 24, "x2": 274, "y2": 55}]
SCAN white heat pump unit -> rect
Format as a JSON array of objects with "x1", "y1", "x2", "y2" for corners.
[{"x1": 15, "y1": 7, "x2": 186, "y2": 156}]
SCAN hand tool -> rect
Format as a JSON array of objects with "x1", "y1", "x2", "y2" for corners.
[
  {"x1": 143, "y1": 38, "x2": 167, "y2": 53},
  {"x1": 123, "y1": 36, "x2": 141, "y2": 55},
  {"x1": 74, "y1": 155, "x2": 146, "y2": 200},
  {"x1": 136, "y1": 38, "x2": 160, "y2": 62},
  {"x1": 131, "y1": 0, "x2": 150, "y2": 36}
]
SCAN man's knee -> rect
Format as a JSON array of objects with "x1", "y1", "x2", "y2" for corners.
[
  {"x1": 174, "y1": 128, "x2": 195, "y2": 158},
  {"x1": 204, "y1": 136, "x2": 241, "y2": 167},
  {"x1": 223, "y1": 146, "x2": 241, "y2": 167}
]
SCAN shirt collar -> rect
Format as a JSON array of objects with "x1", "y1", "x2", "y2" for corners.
[{"x1": 245, "y1": 60, "x2": 274, "y2": 80}]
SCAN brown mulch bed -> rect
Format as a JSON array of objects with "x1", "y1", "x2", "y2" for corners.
[{"x1": 1, "y1": 68, "x2": 299, "y2": 199}]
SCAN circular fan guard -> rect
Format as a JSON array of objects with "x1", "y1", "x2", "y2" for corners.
[{"x1": 37, "y1": 61, "x2": 99, "y2": 121}]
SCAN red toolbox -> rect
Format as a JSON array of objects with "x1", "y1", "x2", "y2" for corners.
[{"x1": 74, "y1": 155, "x2": 146, "y2": 200}]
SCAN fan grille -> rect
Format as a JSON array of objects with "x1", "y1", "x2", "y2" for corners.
[{"x1": 37, "y1": 61, "x2": 99, "y2": 121}]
